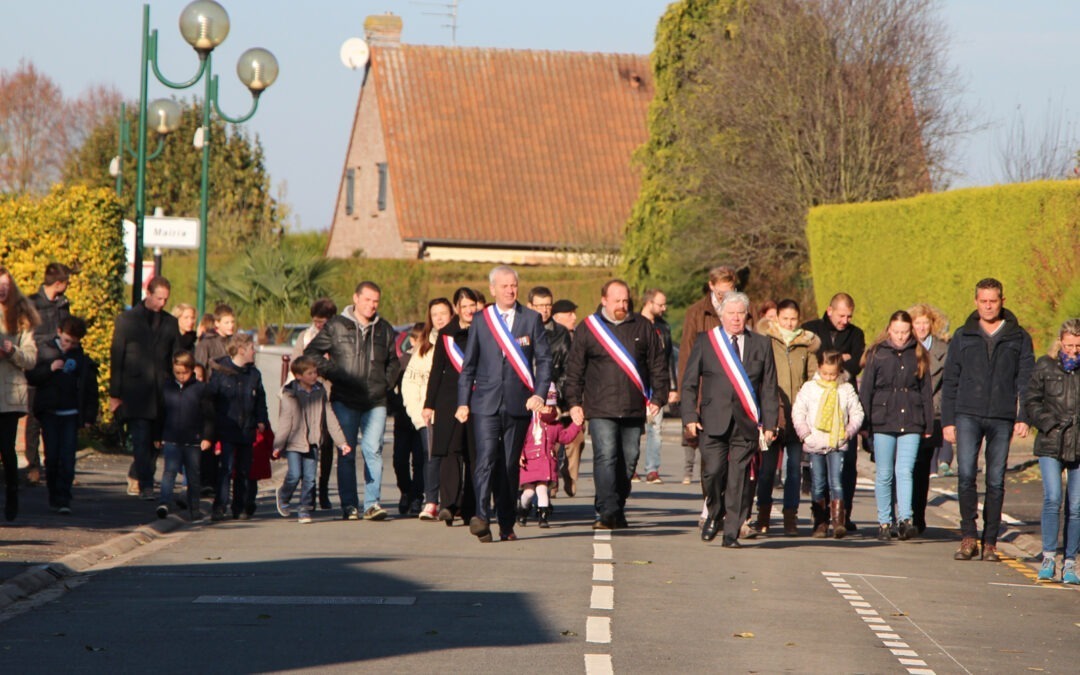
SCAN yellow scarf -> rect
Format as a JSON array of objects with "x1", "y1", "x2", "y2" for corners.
[{"x1": 814, "y1": 379, "x2": 844, "y2": 448}]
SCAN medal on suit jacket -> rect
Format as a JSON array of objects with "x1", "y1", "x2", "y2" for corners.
[
  {"x1": 443, "y1": 334, "x2": 464, "y2": 373},
  {"x1": 482, "y1": 305, "x2": 534, "y2": 391},
  {"x1": 706, "y1": 327, "x2": 768, "y2": 451},
  {"x1": 584, "y1": 313, "x2": 651, "y2": 407}
]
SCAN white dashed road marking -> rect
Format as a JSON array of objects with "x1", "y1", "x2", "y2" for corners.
[{"x1": 586, "y1": 529, "x2": 616, "y2": 674}]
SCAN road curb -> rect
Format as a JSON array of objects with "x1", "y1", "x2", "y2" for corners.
[{"x1": 0, "y1": 515, "x2": 187, "y2": 612}]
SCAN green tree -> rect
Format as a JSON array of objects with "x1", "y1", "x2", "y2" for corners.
[
  {"x1": 207, "y1": 235, "x2": 340, "y2": 342},
  {"x1": 62, "y1": 99, "x2": 284, "y2": 251},
  {"x1": 622, "y1": 0, "x2": 967, "y2": 308}
]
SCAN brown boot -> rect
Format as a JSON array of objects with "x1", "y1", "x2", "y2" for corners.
[
  {"x1": 782, "y1": 508, "x2": 798, "y2": 536},
  {"x1": 831, "y1": 499, "x2": 847, "y2": 539},
  {"x1": 811, "y1": 500, "x2": 828, "y2": 538}
]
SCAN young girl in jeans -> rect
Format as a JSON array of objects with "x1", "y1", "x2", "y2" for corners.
[
  {"x1": 859, "y1": 311, "x2": 935, "y2": 542},
  {"x1": 792, "y1": 351, "x2": 864, "y2": 539},
  {"x1": 1024, "y1": 318, "x2": 1080, "y2": 584},
  {"x1": 274, "y1": 356, "x2": 349, "y2": 524}
]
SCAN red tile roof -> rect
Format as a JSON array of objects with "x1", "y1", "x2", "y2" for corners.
[{"x1": 370, "y1": 44, "x2": 652, "y2": 249}]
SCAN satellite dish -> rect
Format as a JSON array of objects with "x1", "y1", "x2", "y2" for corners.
[{"x1": 340, "y1": 38, "x2": 370, "y2": 70}]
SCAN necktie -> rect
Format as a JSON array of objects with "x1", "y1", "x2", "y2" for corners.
[{"x1": 732, "y1": 333, "x2": 742, "y2": 362}]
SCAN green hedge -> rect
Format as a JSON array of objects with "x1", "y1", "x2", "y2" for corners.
[
  {"x1": 0, "y1": 185, "x2": 126, "y2": 413},
  {"x1": 807, "y1": 180, "x2": 1080, "y2": 351}
]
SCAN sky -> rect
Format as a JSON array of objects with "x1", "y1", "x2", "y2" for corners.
[{"x1": 3, "y1": 0, "x2": 1079, "y2": 232}]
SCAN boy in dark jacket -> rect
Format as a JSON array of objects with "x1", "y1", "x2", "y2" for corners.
[
  {"x1": 157, "y1": 351, "x2": 214, "y2": 520},
  {"x1": 26, "y1": 316, "x2": 98, "y2": 515},
  {"x1": 205, "y1": 333, "x2": 269, "y2": 521}
]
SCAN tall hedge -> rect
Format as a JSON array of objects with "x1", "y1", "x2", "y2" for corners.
[
  {"x1": 807, "y1": 180, "x2": 1080, "y2": 351},
  {"x1": 0, "y1": 185, "x2": 126, "y2": 412}
]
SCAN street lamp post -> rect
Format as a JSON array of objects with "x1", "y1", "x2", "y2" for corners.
[{"x1": 123, "y1": 1, "x2": 278, "y2": 314}]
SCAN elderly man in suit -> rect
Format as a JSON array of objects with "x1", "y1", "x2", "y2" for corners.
[
  {"x1": 456, "y1": 265, "x2": 552, "y2": 543},
  {"x1": 682, "y1": 291, "x2": 779, "y2": 547}
]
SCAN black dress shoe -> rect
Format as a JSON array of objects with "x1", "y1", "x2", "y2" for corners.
[
  {"x1": 469, "y1": 516, "x2": 493, "y2": 542},
  {"x1": 701, "y1": 517, "x2": 720, "y2": 542},
  {"x1": 721, "y1": 536, "x2": 741, "y2": 548}
]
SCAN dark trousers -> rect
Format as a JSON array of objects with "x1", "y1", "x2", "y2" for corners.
[
  {"x1": 214, "y1": 441, "x2": 254, "y2": 515},
  {"x1": 911, "y1": 420, "x2": 943, "y2": 531},
  {"x1": 437, "y1": 419, "x2": 476, "y2": 520},
  {"x1": 41, "y1": 413, "x2": 79, "y2": 508},
  {"x1": 0, "y1": 413, "x2": 21, "y2": 502},
  {"x1": 127, "y1": 418, "x2": 157, "y2": 491},
  {"x1": 318, "y1": 436, "x2": 334, "y2": 500},
  {"x1": 392, "y1": 410, "x2": 425, "y2": 503},
  {"x1": 473, "y1": 410, "x2": 529, "y2": 531},
  {"x1": 700, "y1": 419, "x2": 756, "y2": 541},
  {"x1": 200, "y1": 445, "x2": 218, "y2": 497},
  {"x1": 24, "y1": 388, "x2": 41, "y2": 470},
  {"x1": 955, "y1": 414, "x2": 1012, "y2": 546},
  {"x1": 589, "y1": 417, "x2": 643, "y2": 520}
]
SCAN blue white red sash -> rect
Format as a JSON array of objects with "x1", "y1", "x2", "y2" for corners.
[
  {"x1": 443, "y1": 335, "x2": 464, "y2": 373},
  {"x1": 706, "y1": 327, "x2": 760, "y2": 425},
  {"x1": 482, "y1": 305, "x2": 534, "y2": 392},
  {"x1": 584, "y1": 313, "x2": 651, "y2": 406}
]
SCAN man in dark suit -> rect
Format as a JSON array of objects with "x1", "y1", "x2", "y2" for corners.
[
  {"x1": 682, "y1": 291, "x2": 778, "y2": 547},
  {"x1": 456, "y1": 265, "x2": 551, "y2": 542},
  {"x1": 109, "y1": 276, "x2": 180, "y2": 500}
]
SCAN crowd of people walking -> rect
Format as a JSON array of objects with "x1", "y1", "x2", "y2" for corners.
[{"x1": 1, "y1": 261, "x2": 1077, "y2": 584}]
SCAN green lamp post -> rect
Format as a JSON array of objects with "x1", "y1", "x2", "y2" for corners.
[{"x1": 124, "y1": 0, "x2": 278, "y2": 314}]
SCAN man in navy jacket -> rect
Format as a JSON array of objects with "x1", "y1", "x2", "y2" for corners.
[{"x1": 456, "y1": 265, "x2": 551, "y2": 542}]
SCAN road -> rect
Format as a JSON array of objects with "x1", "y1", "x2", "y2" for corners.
[{"x1": 1, "y1": 420, "x2": 1076, "y2": 674}]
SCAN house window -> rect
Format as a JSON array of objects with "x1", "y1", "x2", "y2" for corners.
[
  {"x1": 345, "y1": 168, "x2": 355, "y2": 215},
  {"x1": 377, "y1": 162, "x2": 388, "y2": 212}
]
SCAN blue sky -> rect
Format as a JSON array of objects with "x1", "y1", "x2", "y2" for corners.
[{"x1": 3, "y1": 0, "x2": 1078, "y2": 231}]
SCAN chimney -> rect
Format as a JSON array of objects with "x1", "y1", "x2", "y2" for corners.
[{"x1": 364, "y1": 13, "x2": 403, "y2": 47}]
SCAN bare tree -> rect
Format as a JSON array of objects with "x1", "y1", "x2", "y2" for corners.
[
  {"x1": 0, "y1": 60, "x2": 69, "y2": 194},
  {"x1": 993, "y1": 99, "x2": 1078, "y2": 183}
]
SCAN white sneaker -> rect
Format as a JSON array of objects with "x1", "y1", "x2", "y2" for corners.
[{"x1": 297, "y1": 512, "x2": 312, "y2": 524}]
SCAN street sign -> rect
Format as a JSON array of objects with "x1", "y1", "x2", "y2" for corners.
[{"x1": 144, "y1": 216, "x2": 200, "y2": 249}]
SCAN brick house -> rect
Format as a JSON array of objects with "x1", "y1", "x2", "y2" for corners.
[{"x1": 325, "y1": 15, "x2": 653, "y2": 264}]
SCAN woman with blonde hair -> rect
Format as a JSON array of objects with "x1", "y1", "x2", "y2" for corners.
[
  {"x1": 0, "y1": 267, "x2": 40, "y2": 521},
  {"x1": 172, "y1": 303, "x2": 198, "y2": 352},
  {"x1": 908, "y1": 303, "x2": 950, "y2": 533}
]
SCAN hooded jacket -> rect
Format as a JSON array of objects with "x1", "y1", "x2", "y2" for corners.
[
  {"x1": 760, "y1": 318, "x2": 820, "y2": 429},
  {"x1": 158, "y1": 377, "x2": 213, "y2": 446},
  {"x1": 26, "y1": 337, "x2": 99, "y2": 427},
  {"x1": 859, "y1": 338, "x2": 935, "y2": 435},
  {"x1": 1023, "y1": 352, "x2": 1080, "y2": 463},
  {"x1": 941, "y1": 309, "x2": 1035, "y2": 425},
  {"x1": 274, "y1": 379, "x2": 346, "y2": 453},
  {"x1": 303, "y1": 308, "x2": 399, "y2": 411},
  {"x1": 205, "y1": 355, "x2": 269, "y2": 444},
  {"x1": 791, "y1": 372, "x2": 864, "y2": 454}
]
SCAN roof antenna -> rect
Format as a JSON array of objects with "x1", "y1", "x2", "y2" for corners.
[{"x1": 411, "y1": 0, "x2": 460, "y2": 46}]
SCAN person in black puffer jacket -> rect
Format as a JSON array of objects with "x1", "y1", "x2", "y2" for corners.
[
  {"x1": 859, "y1": 310, "x2": 934, "y2": 543},
  {"x1": 156, "y1": 351, "x2": 213, "y2": 520},
  {"x1": 205, "y1": 334, "x2": 268, "y2": 521},
  {"x1": 1023, "y1": 318, "x2": 1080, "y2": 584}
]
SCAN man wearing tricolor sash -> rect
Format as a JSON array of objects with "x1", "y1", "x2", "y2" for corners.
[
  {"x1": 682, "y1": 291, "x2": 779, "y2": 547},
  {"x1": 455, "y1": 266, "x2": 551, "y2": 543},
  {"x1": 563, "y1": 280, "x2": 669, "y2": 530}
]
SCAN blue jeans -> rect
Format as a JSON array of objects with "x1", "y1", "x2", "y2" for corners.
[
  {"x1": 873, "y1": 432, "x2": 920, "y2": 524},
  {"x1": 1039, "y1": 456, "x2": 1080, "y2": 558},
  {"x1": 281, "y1": 447, "x2": 318, "y2": 513},
  {"x1": 810, "y1": 451, "x2": 844, "y2": 503},
  {"x1": 643, "y1": 411, "x2": 663, "y2": 474},
  {"x1": 332, "y1": 403, "x2": 387, "y2": 511},
  {"x1": 160, "y1": 442, "x2": 201, "y2": 509},
  {"x1": 589, "y1": 418, "x2": 643, "y2": 519},
  {"x1": 41, "y1": 413, "x2": 79, "y2": 508},
  {"x1": 955, "y1": 414, "x2": 1012, "y2": 545}
]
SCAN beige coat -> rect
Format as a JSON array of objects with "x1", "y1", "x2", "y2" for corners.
[
  {"x1": 401, "y1": 332, "x2": 437, "y2": 430},
  {"x1": 760, "y1": 318, "x2": 820, "y2": 431},
  {"x1": 0, "y1": 327, "x2": 36, "y2": 414}
]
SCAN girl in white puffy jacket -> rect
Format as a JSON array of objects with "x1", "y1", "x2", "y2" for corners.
[{"x1": 792, "y1": 351, "x2": 864, "y2": 539}]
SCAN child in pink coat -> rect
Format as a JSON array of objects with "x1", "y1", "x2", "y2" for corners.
[{"x1": 517, "y1": 387, "x2": 581, "y2": 528}]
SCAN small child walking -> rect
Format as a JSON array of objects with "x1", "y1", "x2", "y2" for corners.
[
  {"x1": 26, "y1": 316, "x2": 98, "y2": 515},
  {"x1": 205, "y1": 333, "x2": 269, "y2": 521},
  {"x1": 157, "y1": 351, "x2": 213, "y2": 520},
  {"x1": 517, "y1": 387, "x2": 581, "y2": 529},
  {"x1": 791, "y1": 351, "x2": 864, "y2": 539},
  {"x1": 273, "y1": 356, "x2": 349, "y2": 524}
]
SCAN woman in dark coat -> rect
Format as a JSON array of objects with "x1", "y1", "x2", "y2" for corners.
[
  {"x1": 1024, "y1": 318, "x2": 1080, "y2": 584},
  {"x1": 859, "y1": 310, "x2": 934, "y2": 542},
  {"x1": 422, "y1": 288, "x2": 480, "y2": 526}
]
